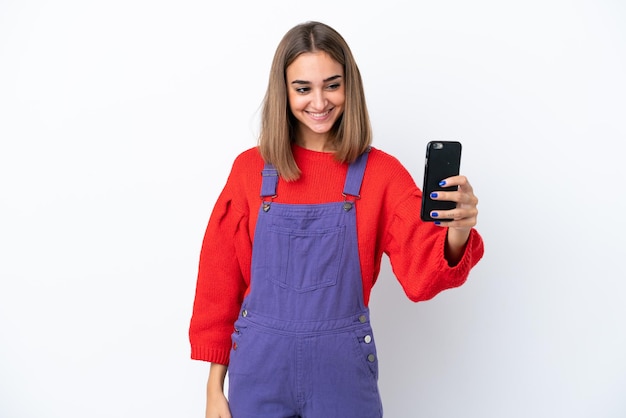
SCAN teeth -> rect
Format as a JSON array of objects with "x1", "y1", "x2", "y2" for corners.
[{"x1": 309, "y1": 110, "x2": 329, "y2": 117}]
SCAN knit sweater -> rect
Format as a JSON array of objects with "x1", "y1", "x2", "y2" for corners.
[{"x1": 189, "y1": 145, "x2": 484, "y2": 365}]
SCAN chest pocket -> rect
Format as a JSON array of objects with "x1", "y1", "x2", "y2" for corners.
[{"x1": 262, "y1": 224, "x2": 346, "y2": 292}]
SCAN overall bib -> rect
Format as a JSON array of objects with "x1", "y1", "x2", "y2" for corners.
[{"x1": 228, "y1": 150, "x2": 383, "y2": 418}]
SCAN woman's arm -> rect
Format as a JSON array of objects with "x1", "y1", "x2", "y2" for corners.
[{"x1": 205, "y1": 363, "x2": 231, "y2": 418}]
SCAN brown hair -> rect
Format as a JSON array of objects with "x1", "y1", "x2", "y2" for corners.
[{"x1": 258, "y1": 21, "x2": 372, "y2": 181}]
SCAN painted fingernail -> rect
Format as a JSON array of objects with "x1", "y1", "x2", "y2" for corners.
[
  {"x1": 430, "y1": 192, "x2": 438, "y2": 198},
  {"x1": 431, "y1": 212, "x2": 439, "y2": 218},
  {"x1": 434, "y1": 221, "x2": 441, "y2": 226},
  {"x1": 439, "y1": 180, "x2": 446, "y2": 186}
]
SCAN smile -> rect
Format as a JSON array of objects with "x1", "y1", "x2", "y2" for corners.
[{"x1": 307, "y1": 109, "x2": 332, "y2": 119}]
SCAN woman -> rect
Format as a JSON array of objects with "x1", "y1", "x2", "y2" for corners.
[{"x1": 190, "y1": 21, "x2": 484, "y2": 418}]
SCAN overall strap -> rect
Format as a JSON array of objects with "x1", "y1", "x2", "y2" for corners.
[
  {"x1": 260, "y1": 164, "x2": 279, "y2": 198},
  {"x1": 343, "y1": 147, "x2": 371, "y2": 199},
  {"x1": 261, "y1": 148, "x2": 370, "y2": 199}
]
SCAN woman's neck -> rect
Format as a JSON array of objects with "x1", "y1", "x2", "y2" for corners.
[{"x1": 295, "y1": 126, "x2": 335, "y2": 152}]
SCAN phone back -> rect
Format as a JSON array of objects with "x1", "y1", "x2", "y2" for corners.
[{"x1": 420, "y1": 141, "x2": 462, "y2": 222}]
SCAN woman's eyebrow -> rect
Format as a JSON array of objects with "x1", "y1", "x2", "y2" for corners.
[{"x1": 290, "y1": 75, "x2": 342, "y2": 85}]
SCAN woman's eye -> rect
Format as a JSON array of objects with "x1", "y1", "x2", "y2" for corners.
[
  {"x1": 295, "y1": 87, "x2": 310, "y2": 94},
  {"x1": 327, "y1": 83, "x2": 340, "y2": 90}
]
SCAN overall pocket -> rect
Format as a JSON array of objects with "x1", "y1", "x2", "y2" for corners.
[{"x1": 264, "y1": 224, "x2": 346, "y2": 292}]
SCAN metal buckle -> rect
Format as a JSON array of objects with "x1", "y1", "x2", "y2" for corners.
[
  {"x1": 341, "y1": 192, "x2": 360, "y2": 212},
  {"x1": 261, "y1": 195, "x2": 276, "y2": 212}
]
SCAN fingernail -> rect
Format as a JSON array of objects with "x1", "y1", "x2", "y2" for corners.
[
  {"x1": 439, "y1": 180, "x2": 446, "y2": 186},
  {"x1": 431, "y1": 212, "x2": 439, "y2": 218},
  {"x1": 434, "y1": 221, "x2": 441, "y2": 226},
  {"x1": 430, "y1": 192, "x2": 438, "y2": 198}
]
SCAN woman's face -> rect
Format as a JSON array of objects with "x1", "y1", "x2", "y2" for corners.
[{"x1": 286, "y1": 51, "x2": 345, "y2": 149}]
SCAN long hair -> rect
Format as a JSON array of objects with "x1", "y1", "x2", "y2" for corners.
[{"x1": 258, "y1": 21, "x2": 372, "y2": 181}]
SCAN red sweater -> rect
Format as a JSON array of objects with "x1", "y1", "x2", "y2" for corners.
[{"x1": 189, "y1": 145, "x2": 484, "y2": 364}]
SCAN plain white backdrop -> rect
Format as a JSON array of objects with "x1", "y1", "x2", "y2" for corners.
[{"x1": 1, "y1": 1, "x2": 625, "y2": 417}]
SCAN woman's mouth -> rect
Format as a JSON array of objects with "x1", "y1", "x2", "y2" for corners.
[{"x1": 307, "y1": 109, "x2": 333, "y2": 120}]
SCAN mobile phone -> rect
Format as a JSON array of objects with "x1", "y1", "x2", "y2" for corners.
[{"x1": 420, "y1": 141, "x2": 462, "y2": 222}]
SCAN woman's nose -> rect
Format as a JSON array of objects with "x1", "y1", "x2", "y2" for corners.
[{"x1": 310, "y1": 89, "x2": 327, "y2": 110}]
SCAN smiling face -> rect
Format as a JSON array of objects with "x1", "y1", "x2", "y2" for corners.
[{"x1": 286, "y1": 51, "x2": 345, "y2": 151}]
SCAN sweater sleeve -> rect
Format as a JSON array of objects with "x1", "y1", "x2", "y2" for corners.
[
  {"x1": 188, "y1": 164, "x2": 250, "y2": 364},
  {"x1": 384, "y1": 185, "x2": 484, "y2": 303}
]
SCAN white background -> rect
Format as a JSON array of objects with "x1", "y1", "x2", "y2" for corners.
[{"x1": 1, "y1": 1, "x2": 625, "y2": 417}]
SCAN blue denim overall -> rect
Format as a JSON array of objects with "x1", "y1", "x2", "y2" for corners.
[{"x1": 228, "y1": 150, "x2": 383, "y2": 418}]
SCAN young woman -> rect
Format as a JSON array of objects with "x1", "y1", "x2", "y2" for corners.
[{"x1": 190, "y1": 21, "x2": 484, "y2": 418}]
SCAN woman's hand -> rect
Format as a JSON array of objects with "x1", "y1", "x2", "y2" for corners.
[
  {"x1": 206, "y1": 389, "x2": 231, "y2": 418},
  {"x1": 428, "y1": 175, "x2": 479, "y2": 264}
]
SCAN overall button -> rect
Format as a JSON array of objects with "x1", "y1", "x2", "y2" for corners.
[
  {"x1": 242, "y1": 309, "x2": 248, "y2": 317},
  {"x1": 364, "y1": 335, "x2": 372, "y2": 344},
  {"x1": 359, "y1": 315, "x2": 367, "y2": 323},
  {"x1": 343, "y1": 202, "x2": 353, "y2": 211},
  {"x1": 367, "y1": 354, "x2": 376, "y2": 363}
]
